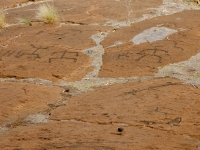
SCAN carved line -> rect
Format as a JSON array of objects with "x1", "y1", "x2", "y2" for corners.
[
  {"x1": 49, "y1": 50, "x2": 78, "y2": 63},
  {"x1": 2, "y1": 46, "x2": 79, "y2": 63},
  {"x1": 136, "y1": 46, "x2": 168, "y2": 63}
]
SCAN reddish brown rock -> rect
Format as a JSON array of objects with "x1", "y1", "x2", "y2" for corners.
[
  {"x1": 50, "y1": 78, "x2": 200, "y2": 125},
  {"x1": 0, "y1": 24, "x2": 111, "y2": 82},
  {"x1": 99, "y1": 16, "x2": 200, "y2": 78},
  {"x1": 4, "y1": 0, "x2": 162, "y2": 25},
  {"x1": 0, "y1": 121, "x2": 198, "y2": 150},
  {"x1": 54, "y1": 0, "x2": 162, "y2": 24},
  {"x1": 0, "y1": 82, "x2": 63, "y2": 126},
  {"x1": 101, "y1": 10, "x2": 200, "y2": 48},
  {"x1": 1, "y1": 1, "x2": 200, "y2": 150},
  {"x1": 0, "y1": 78, "x2": 199, "y2": 149},
  {"x1": 0, "y1": 43, "x2": 92, "y2": 82},
  {"x1": 0, "y1": 0, "x2": 31, "y2": 8}
]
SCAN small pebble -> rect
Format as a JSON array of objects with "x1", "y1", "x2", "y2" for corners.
[
  {"x1": 64, "y1": 89, "x2": 70, "y2": 92},
  {"x1": 118, "y1": 127, "x2": 124, "y2": 132}
]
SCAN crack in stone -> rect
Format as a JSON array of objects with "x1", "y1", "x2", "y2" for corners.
[
  {"x1": 0, "y1": 76, "x2": 154, "y2": 92},
  {"x1": 49, "y1": 118, "x2": 178, "y2": 133},
  {"x1": 82, "y1": 32, "x2": 108, "y2": 78},
  {"x1": 122, "y1": 82, "x2": 182, "y2": 96},
  {"x1": 156, "y1": 53, "x2": 200, "y2": 87},
  {"x1": 62, "y1": 20, "x2": 88, "y2": 25}
]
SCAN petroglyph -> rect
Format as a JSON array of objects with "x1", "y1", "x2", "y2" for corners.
[
  {"x1": 49, "y1": 51, "x2": 78, "y2": 63},
  {"x1": 1, "y1": 45, "x2": 79, "y2": 63},
  {"x1": 136, "y1": 46, "x2": 168, "y2": 63},
  {"x1": 1, "y1": 1, "x2": 200, "y2": 149}
]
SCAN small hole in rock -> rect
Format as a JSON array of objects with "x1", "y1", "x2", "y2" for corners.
[{"x1": 64, "y1": 89, "x2": 70, "y2": 92}]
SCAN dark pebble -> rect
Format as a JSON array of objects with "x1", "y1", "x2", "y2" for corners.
[
  {"x1": 64, "y1": 89, "x2": 70, "y2": 92},
  {"x1": 118, "y1": 127, "x2": 124, "y2": 132}
]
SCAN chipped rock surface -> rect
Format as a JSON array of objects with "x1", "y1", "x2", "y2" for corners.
[{"x1": 1, "y1": 0, "x2": 200, "y2": 149}]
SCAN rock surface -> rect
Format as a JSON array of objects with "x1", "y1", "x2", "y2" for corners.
[{"x1": 1, "y1": 0, "x2": 200, "y2": 149}]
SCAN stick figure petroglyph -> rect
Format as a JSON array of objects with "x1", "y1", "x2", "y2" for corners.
[
  {"x1": 1, "y1": 44, "x2": 79, "y2": 63},
  {"x1": 2, "y1": 44, "x2": 48, "y2": 60},
  {"x1": 2, "y1": 50, "x2": 15, "y2": 57},
  {"x1": 49, "y1": 50, "x2": 78, "y2": 63},
  {"x1": 136, "y1": 46, "x2": 169, "y2": 63},
  {"x1": 117, "y1": 52, "x2": 130, "y2": 60}
]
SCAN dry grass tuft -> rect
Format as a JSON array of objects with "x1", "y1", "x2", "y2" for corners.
[
  {"x1": 182, "y1": 0, "x2": 200, "y2": 5},
  {"x1": 36, "y1": 3, "x2": 58, "y2": 24},
  {"x1": 0, "y1": 9, "x2": 6, "y2": 28},
  {"x1": 191, "y1": 0, "x2": 200, "y2": 4}
]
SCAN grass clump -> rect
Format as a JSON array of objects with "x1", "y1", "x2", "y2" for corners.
[
  {"x1": 190, "y1": 0, "x2": 200, "y2": 4},
  {"x1": 182, "y1": 0, "x2": 200, "y2": 5},
  {"x1": 18, "y1": 18, "x2": 32, "y2": 26},
  {"x1": 36, "y1": 3, "x2": 58, "y2": 24},
  {"x1": 0, "y1": 9, "x2": 6, "y2": 28},
  {"x1": 193, "y1": 72, "x2": 200, "y2": 78}
]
